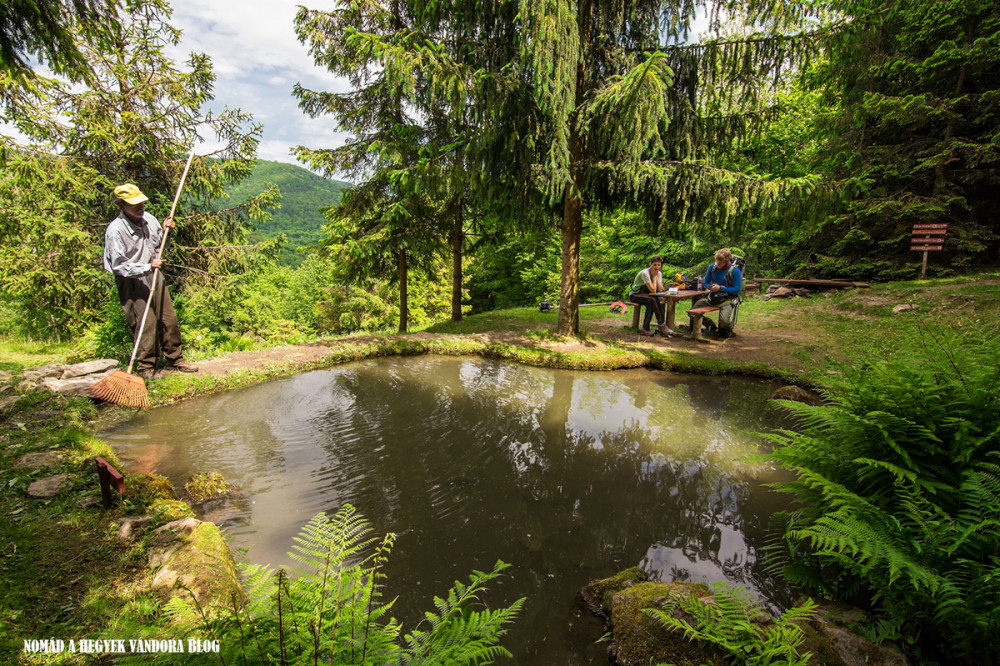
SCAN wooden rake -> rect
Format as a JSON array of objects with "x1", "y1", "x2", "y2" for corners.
[{"x1": 90, "y1": 152, "x2": 195, "y2": 409}]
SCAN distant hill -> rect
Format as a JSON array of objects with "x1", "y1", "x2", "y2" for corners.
[{"x1": 214, "y1": 159, "x2": 350, "y2": 267}]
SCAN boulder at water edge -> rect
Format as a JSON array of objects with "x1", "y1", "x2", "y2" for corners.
[
  {"x1": 770, "y1": 385, "x2": 825, "y2": 406},
  {"x1": 147, "y1": 517, "x2": 240, "y2": 615},
  {"x1": 580, "y1": 568, "x2": 723, "y2": 666}
]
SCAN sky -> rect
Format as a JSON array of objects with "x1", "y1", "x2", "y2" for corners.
[{"x1": 167, "y1": 0, "x2": 353, "y2": 165}]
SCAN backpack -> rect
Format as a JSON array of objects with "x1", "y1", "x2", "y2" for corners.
[{"x1": 705, "y1": 255, "x2": 746, "y2": 305}]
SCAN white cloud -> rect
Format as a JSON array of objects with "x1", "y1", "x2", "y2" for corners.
[{"x1": 169, "y1": 0, "x2": 351, "y2": 166}]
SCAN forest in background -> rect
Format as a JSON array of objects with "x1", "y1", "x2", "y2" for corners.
[{"x1": 210, "y1": 160, "x2": 350, "y2": 268}]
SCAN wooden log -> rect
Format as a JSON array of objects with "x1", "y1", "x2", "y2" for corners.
[{"x1": 752, "y1": 277, "x2": 871, "y2": 288}]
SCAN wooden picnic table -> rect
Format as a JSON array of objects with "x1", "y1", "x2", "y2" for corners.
[{"x1": 651, "y1": 290, "x2": 708, "y2": 329}]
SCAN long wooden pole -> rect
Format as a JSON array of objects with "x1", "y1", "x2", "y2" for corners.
[{"x1": 125, "y1": 151, "x2": 196, "y2": 374}]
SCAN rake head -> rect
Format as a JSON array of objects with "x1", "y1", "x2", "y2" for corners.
[{"x1": 89, "y1": 370, "x2": 149, "y2": 409}]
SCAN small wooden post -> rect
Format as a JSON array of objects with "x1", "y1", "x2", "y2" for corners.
[{"x1": 95, "y1": 456, "x2": 125, "y2": 508}]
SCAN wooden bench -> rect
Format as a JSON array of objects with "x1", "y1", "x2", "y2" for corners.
[
  {"x1": 686, "y1": 306, "x2": 721, "y2": 340},
  {"x1": 628, "y1": 302, "x2": 644, "y2": 331},
  {"x1": 628, "y1": 300, "x2": 668, "y2": 332}
]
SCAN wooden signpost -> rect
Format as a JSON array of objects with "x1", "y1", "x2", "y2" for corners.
[{"x1": 911, "y1": 223, "x2": 947, "y2": 278}]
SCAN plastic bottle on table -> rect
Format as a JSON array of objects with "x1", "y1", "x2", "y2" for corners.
[{"x1": 697, "y1": 276, "x2": 703, "y2": 291}]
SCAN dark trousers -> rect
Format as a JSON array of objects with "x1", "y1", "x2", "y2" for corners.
[
  {"x1": 116, "y1": 273, "x2": 184, "y2": 371},
  {"x1": 631, "y1": 288, "x2": 665, "y2": 330}
]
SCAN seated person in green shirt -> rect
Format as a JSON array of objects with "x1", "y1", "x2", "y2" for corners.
[{"x1": 629, "y1": 256, "x2": 671, "y2": 337}]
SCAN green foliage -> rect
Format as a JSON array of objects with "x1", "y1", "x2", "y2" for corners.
[
  {"x1": 797, "y1": 0, "x2": 1000, "y2": 277},
  {"x1": 84, "y1": 292, "x2": 134, "y2": 364},
  {"x1": 166, "y1": 505, "x2": 523, "y2": 665},
  {"x1": 647, "y1": 582, "x2": 816, "y2": 666},
  {"x1": 184, "y1": 472, "x2": 233, "y2": 501},
  {"x1": 764, "y1": 328, "x2": 1000, "y2": 663}
]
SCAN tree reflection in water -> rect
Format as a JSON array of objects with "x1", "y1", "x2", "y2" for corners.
[{"x1": 98, "y1": 356, "x2": 795, "y2": 663}]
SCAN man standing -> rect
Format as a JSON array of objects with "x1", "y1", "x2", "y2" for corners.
[
  {"x1": 691, "y1": 248, "x2": 742, "y2": 338},
  {"x1": 629, "y1": 255, "x2": 671, "y2": 337},
  {"x1": 104, "y1": 183, "x2": 197, "y2": 380}
]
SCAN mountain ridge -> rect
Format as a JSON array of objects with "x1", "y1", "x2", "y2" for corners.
[{"x1": 216, "y1": 159, "x2": 350, "y2": 267}]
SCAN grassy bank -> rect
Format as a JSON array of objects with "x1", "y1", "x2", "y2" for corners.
[{"x1": 1, "y1": 273, "x2": 998, "y2": 663}]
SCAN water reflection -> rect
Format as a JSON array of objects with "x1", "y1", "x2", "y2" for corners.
[{"x1": 99, "y1": 356, "x2": 794, "y2": 664}]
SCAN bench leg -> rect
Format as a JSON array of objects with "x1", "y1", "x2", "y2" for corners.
[
  {"x1": 631, "y1": 304, "x2": 641, "y2": 331},
  {"x1": 690, "y1": 314, "x2": 704, "y2": 340}
]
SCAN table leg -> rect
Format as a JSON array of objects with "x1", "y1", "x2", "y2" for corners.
[{"x1": 666, "y1": 300, "x2": 676, "y2": 329}]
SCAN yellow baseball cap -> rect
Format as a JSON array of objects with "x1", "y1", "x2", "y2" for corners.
[{"x1": 113, "y1": 183, "x2": 148, "y2": 205}]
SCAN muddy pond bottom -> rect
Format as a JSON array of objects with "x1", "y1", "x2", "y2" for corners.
[{"x1": 99, "y1": 355, "x2": 796, "y2": 664}]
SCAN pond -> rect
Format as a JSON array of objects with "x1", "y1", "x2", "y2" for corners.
[{"x1": 99, "y1": 356, "x2": 796, "y2": 664}]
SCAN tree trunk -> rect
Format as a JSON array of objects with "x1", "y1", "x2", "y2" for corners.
[
  {"x1": 398, "y1": 247, "x2": 408, "y2": 333},
  {"x1": 557, "y1": 185, "x2": 583, "y2": 336},
  {"x1": 556, "y1": 0, "x2": 591, "y2": 337},
  {"x1": 451, "y1": 198, "x2": 463, "y2": 322}
]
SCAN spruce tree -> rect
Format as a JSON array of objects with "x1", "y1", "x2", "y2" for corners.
[
  {"x1": 803, "y1": 0, "x2": 1000, "y2": 278},
  {"x1": 294, "y1": 0, "x2": 458, "y2": 333},
  {"x1": 0, "y1": 0, "x2": 273, "y2": 337}
]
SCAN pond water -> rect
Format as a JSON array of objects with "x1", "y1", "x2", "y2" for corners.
[{"x1": 99, "y1": 356, "x2": 796, "y2": 664}]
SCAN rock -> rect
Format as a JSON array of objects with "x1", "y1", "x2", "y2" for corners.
[
  {"x1": 761, "y1": 294, "x2": 773, "y2": 302},
  {"x1": 21, "y1": 364, "x2": 63, "y2": 382},
  {"x1": 13, "y1": 451, "x2": 64, "y2": 470},
  {"x1": 773, "y1": 286, "x2": 796, "y2": 298},
  {"x1": 792, "y1": 288, "x2": 812, "y2": 298},
  {"x1": 584, "y1": 570, "x2": 909, "y2": 666},
  {"x1": 581, "y1": 568, "x2": 724, "y2": 666},
  {"x1": 40, "y1": 370, "x2": 116, "y2": 397},
  {"x1": 119, "y1": 516, "x2": 154, "y2": 542},
  {"x1": 195, "y1": 497, "x2": 248, "y2": 526},
  {"x1": 0, "y1": 369, "x2": 10, "y2": 382},
  {"x1": 770, "y1": 385, "x2": 825, "y2": 406},
  {"x1": 0, "y1": 394, "x2": 21, "y2": 415},
  {"x1": 76, "y1": 496, "x2": 102, "y2": 508},
  {"x1": 797, "y1": 599, "x2": 910, "y2": 666},
  {"x1": 147, "y1": 517, "x2": 241, "y2": 613},
  {"x1": 892, "y1": 304, "x2": 919, "y2": 315},
  {"x1": 26, "y1": 473, "x2": 73, "y2": 498},
  {"x1": 61, "y1": 359, "x2": 119, "y2": 379}
]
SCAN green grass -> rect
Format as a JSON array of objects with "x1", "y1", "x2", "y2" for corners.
[
  {"x1": 0, "y1": 337, "x2": 81, "y2": 373},
  {"x1": 0, "y1": 392, "x2": 166, "y2": 665}
]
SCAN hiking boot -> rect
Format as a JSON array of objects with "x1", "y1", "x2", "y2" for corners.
[
  {"x1": 168, "y1": 359, "x2": 198, "y2": 373},
  {"x1": 657, "y1": 325, "x2": 675, "y2": 336},
  {"x1": 718, "y1": 328, "x2": 735, "y2": 339},
  {"x1": 136, "y1": 367, "x2": 155, "y2": 381},
  {"x1": 638, "y1": 329, "x2": 655, "y2": 337}
]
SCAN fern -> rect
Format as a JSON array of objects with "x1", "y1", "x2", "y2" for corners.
[
  {"x1": 398, "y1": 561, "x2": 525, "y2": 666},
  {"x1": 763, "y1": 328, "x2": 1000, "y2": 662},
  {"x1": 646, "y1": 582, "x2": 815, "y2": 666},
  {"x1": 162, "y1": 505, "x2": 521, "y2": 665}
]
